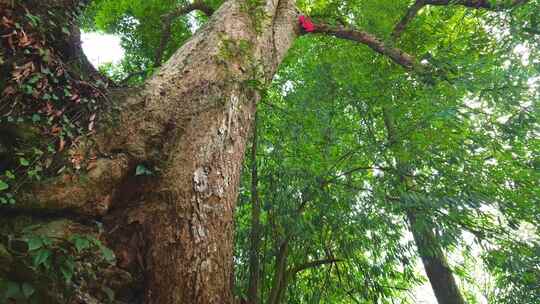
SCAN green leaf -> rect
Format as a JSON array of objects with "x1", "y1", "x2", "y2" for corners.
[
  {"x1": 32, "y1": 249, "x2": 51, "y2": 267},
  {"x1": 31, "y1": 114, "x2": 41, "y2": 123},
  {"x1": 135, "y1": 164, "x2": 152, "y2": 176},
  {"x1": 100, "y1": 246, "x2": 116, "y2": 263},
  {"x1": 5, "y1": 170, "x2": 15, "y2": 179},
  {"x1": 21, "y1": 282, "x2": 35, "y2": 299},
  {"x1": 102, "y1": 286, "x2": 115, "y2": 301},
  {"x1": 0, "y1": 181, "x2": 8, "y2": 191},
  {"x1": 19, "y1": 158, "x2": 30, "y2": 167},
  {"x1": 5, "y1": 281, "x2": 22, "y2": 300},
  {"x1": 60, "y1": 259, "x2": 75, "y2": 283},
  {"x1": 27, "y1": 75, "x2": 40, "y2": 84},
  {"x1": 26, "y1": 236, "x2": 43, "y2": 251},
  {"x1": 73, "y1": 236, "x2": 90, "y2": 252}
]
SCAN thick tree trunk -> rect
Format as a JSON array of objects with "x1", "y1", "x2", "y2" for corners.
[{"x1": 96, "y1": 1, "x2": 299, "y2": 303}]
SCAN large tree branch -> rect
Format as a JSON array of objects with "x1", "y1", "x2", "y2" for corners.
[
  {"x1": 392, "y1": 0, "x2": 530, "y2": 40},
  {"x1": 3, "y1": 155, "x2": 130, "y2": 217},
  {"x1": 153, "y1": 1, "x2": 214, "y2": 67},
  {"x1": 424, "y1": 0, "x2": 529, "y2": 9},
  {"x1": 308, "y1": 22, "x2": 418, "y2": 70}
]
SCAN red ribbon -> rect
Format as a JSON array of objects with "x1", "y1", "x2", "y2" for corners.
[{"x1": 299, "y1": 15, "x2": 315, "y2": 32}]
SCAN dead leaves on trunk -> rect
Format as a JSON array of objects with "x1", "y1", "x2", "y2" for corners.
[{"x1": 0, "y1": 3, "x2": 109, "y2": 198}]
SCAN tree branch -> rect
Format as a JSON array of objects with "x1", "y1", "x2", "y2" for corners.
[
  {"x1": 154, "y1": 1, "x2": 214, "y2": 67},
  {"x1": 392, "y1": 0, "x2": 426, "y2": 40},
  {"x1": 424, "y1": 0, "x2": 529, "y2": 9},
  {"x1": 291, "y1": 258, "x2": 342, "y2": 275},
  {"x1": 392, "y1": 0, "x2": 530, "y2": 40},
  {"x1": 308, "y1": 22, "x2": 417, "y2": 70}
]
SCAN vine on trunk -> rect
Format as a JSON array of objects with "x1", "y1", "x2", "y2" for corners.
[{"x1": 0, "y1": 3, "x2": 109, "y2": 204}]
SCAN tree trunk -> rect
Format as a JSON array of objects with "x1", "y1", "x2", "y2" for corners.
[
  {"x1": 248, "y1": 113, "x2": 262, "y2": 304},
  {"x1": 268, "y1": 239, "x2": 290, "y2": 304},
  {"x1": 407, "y1": 211, "x2": 466, "y2": 304},
  {"x1": 382, "y1": 107, "x2": 465, "y2": 304},
  {"x1": 97, "y1": 1, "x2": 299, "y2": 303}
]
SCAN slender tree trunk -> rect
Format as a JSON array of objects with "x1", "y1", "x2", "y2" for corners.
[
  {"x1": 248, "y1": 113, "x2": 262, "y2": 304},
  {"x1": 268, "y1": 239, "x2": 290, "y2": 304},
  {"x1": 406, "y1": 211, "x2": 466, "y2": 304},
  {"x1": 382, "y1": 107, "x2": 465, "y2": 304}
]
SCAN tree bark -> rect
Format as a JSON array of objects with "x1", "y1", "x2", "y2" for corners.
[
  {"x1": 309, "y1": 22, "x2": 417, "y2": 70},
  {"x1": 407, "y1": 211, "x2": 466, "y2": 304},
  {"x1": 6, "y1": 0, "x2": 475, "y2": 301},
  {"x1": 96, "y1": 1, "x2": 299, "y2": 303}
]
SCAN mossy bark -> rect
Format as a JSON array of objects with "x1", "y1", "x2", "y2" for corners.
[{"x1": 99, "y1": 1, "x2": 298, "y2": 302}]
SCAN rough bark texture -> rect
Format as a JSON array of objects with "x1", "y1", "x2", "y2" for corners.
[{"x1": 96, "y1": 1, "x2": 299, "y2": 303}]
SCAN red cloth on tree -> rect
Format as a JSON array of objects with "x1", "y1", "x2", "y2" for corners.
[{"x1": 299, "y1": 15, "x2": 315, "y2": 32}]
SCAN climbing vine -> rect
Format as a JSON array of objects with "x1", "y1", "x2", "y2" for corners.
[
  {"x1": 1, "y1": 226, "x2": 116, "y2": 303},
  {"x1": 0, "y1": 3, "x2": 108, "y2": 204}
]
